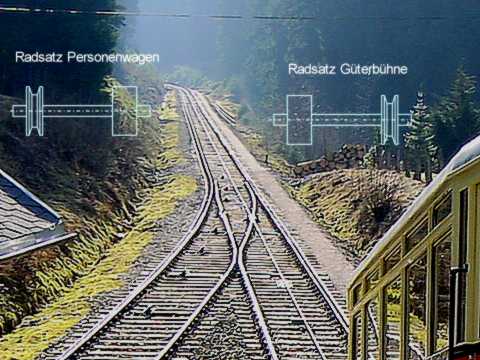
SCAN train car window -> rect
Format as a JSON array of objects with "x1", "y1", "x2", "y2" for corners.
[
  {"x1": 366, "y1": 270, "x2": 379, "y2": 292},
  {"x1": 432, "y1": 236, "x2": 451, "y2": 355},
  {"x1": 385, "y1": 247, "x2": 401, "y2": 274},
  {"x1": 406, "y1": 220, "x2": 429, "y2": 253},
  {"x1": 456, "y1": 189, "x2": 468, "y2": 344},
  {"x1": 353, "y1": 313, "x2": 363, "y2": 360},
  {"x1": 353, "y1": 283, "x2": 362, "y2": 305},
  {"x1": 384, "y1": 277, "x2": 402, "y2": 360},
  {"x1": 432, "y1": 193, "x2": 452, "y2": 228},
  {"x1": 407, "y1": 256, "x2": 427, "y2": 359},
  {"x1": 367, "y1": 299, "x2": 380, "y2": 360}
]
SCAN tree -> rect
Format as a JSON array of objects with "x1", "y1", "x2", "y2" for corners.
[
  {"x1": 0, "y1": 0, "x2": 124, "y2": 174},
  {"x1": 432, "y1": 67, "x2": 480, "y2": 162},
  {"x1": 404, "y1": 92, "x2": 437, "y2": 182},
  {"x1": 212, "y1": 1, "x2": 480, "y2": 162},
  {"x1": 0, "y1": 0, "x2": 122, "y2": 99}
]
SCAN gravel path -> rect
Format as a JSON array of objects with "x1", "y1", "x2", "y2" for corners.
[
  {"x1": 198, "y1": 93, "x2": 355, "y2": 295},
  {"x1": 38, "y1": 112, "x2": 205, "y2": 359}
]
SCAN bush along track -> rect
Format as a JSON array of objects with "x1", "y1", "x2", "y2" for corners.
[
  {"x1": 204, "y1": 94, "x2": 292, "y2": 176},
  {"x1": 200, "y1": 89, "x2": 423, "y2": 267},
  {"x1": 293, "y1": 169, "x2": 424, "y2": 264},
  {"x1": 0, "y1": 84, "x2": 198, "y2": 360}
]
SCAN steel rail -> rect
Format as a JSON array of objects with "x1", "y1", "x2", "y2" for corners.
[
  {"x1": 190, "y1": 88, "x2": 349, "y2": 333},
  {"x1": 249, "y1": 180, "x2": 349, "y2": 332},
  {"x1": 212, "y1": 102, "x2": 236, "y2": 126},
  {"x1": 238, "y1": 182, "x2": 280, "y2": 360},
  {"x1": 181, "y1": 86, "x2": 328, "y2": 357},
  {"x1": 55, "y1": 88, "x2": 216, "y2": 360},
  {"x1": 242, "y1": 182, "x2": 328, "y2": 359},
  {"x1": 170, "y1": 85, "x2": 280, "y2": 360},
  {"x1": 152, "y1": 91, "x2": 241, "y2": 359},
  {"x1": 181, "y1": 88, "x2": 248, "y2": 212},
  {"x1": 154, "y1": 179, "x2": 238, "y2": 359}
]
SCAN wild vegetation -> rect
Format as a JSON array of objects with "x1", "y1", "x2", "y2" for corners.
[
  {"x1": 0, "y1": 79, "x2": 192, "y2": 338},
  {"x1": 0, "y1": 0, "x2": 202, "y2": 349},
  {"x1": 402, "y1": 68, "x2": 480, "y2": 182},
  {"x1": 294, "y1": 170, "x2": 424, "y2": 263},
  {"x1": 0, "y1": 165, "x2": 195, "y2": 360},
  {"x1": 154, "y1": 2, "x2": 480, "y2": 165}
]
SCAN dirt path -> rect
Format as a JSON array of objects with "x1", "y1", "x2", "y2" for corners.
[{"x1": 198, "y1": 92, "x2": 355, "y2": 295}]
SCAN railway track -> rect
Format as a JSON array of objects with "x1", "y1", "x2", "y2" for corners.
[
  {"x1": 210, "y1": 101, "x2": 236, "y2": 126},
  {"x1": 45, "y1": 85, "x2": 348, "y2": 360},
  {"x1": 44, "y1": 88, "x2": 232, "y2": 359},
  {"x1": 165, "y1": 86, "x2": 348, "y2": 359}
]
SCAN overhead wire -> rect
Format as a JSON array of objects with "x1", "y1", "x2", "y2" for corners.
[{"x1": 0, "y1": 5, "x2": 478, "y2": 21}]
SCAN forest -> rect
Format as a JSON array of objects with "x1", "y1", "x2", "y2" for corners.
[
  {"x1": 0, "y1": 0, "x2": 171, "y2": 338},
  {"x1": 140, "y1": 0, "x2": 480, "y2": 166},
  {"x1": 0, "y1": 1, "x2": 479, "y2": 357},
  {"x1": 1, "y1": 0, "x2": 479, "y2": 169},
  {"x1": 225, "y1": 1, "x2": 480, "y2": 166},
  {"x1": 0, "y1": 0, "x2": 146, "y2": 183}
]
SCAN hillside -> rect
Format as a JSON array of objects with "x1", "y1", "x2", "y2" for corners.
[
  {"x1": 0, "y1": 76, "x2": 198, "y2": 338},
  {"x1": 293, "y1": 169, "x2": 425, "y2": 264}
]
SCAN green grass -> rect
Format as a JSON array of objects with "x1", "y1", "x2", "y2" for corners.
[
  {"x1": 293, "y1": 169, "x2": 424, "y2": 260},
  {"x1": 0, "y1": 88, "x2": 198, "y2": 359},
  {"x1": 158, "y1": 91, "x2": 181, "y2": 121},
  {"x1": 0, "y1": 174, "x2": 196, "y2": 360}
]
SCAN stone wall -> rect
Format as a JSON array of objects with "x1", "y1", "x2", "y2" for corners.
[{"x1": 293, "y1": 144, "x2": 367, "y2": 177}]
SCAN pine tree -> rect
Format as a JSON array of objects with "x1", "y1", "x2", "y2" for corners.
[
  {"x1": 404, "y1": 92, "x2": 438, "y2": 182},
  {"x1": 432, "y1": 67, "x2": 480, "y2": 162}
]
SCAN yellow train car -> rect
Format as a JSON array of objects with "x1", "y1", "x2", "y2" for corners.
[{"x1": 348, "y1": 136, "x2": 480, "y2": 360}]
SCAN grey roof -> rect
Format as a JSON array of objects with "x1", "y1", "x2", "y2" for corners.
[
  {"x1": 352, "y1": 135, "x2": 480, "y2": 283},
  {"x1": 0, "y1": 169, "x2": 65, "y2": 258}
]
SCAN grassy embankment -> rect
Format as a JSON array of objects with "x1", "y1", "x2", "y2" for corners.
[
  {"x1": 183, "y1": 84, "x2": 424, "y2": 263},
  {"x1": 204, "y1": 93, "x2": 292, "y2": 176},
  {"x1": 294, "y1": 169, "x2": 424, "y2": 262},
  {"x1": 0, "y1": 86, "x2": 197, "y2": 360},
  {"x1": 217, "y1": 94, "x2": 428, "y2": 347}
]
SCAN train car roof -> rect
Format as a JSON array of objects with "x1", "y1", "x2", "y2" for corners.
[
  {"x1": 351, "y1": 135, "x2": 480, "y2": 284},
  {"x1": 0, "y1": 168, "x2": 65, "y2": 259}
]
